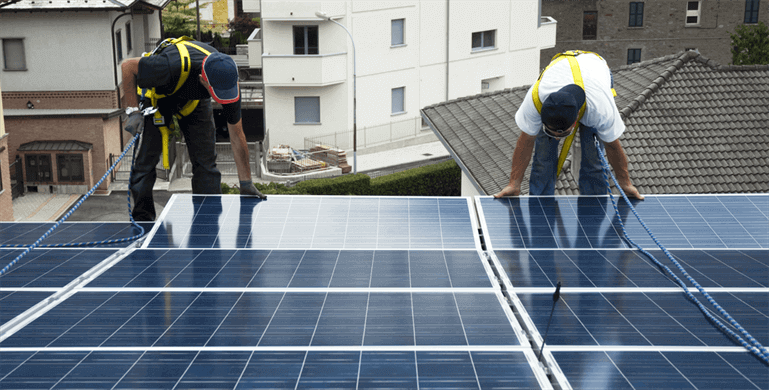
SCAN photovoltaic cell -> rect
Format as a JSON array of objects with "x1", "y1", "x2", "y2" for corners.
[
  {"x1": 1, "y1": 291, "x2": 522, "y2": 348},
  {"x1": 0, "y1": 222, "x2": 151, "y2": 248},
  {"x1": 478, "y1": 195, "x2": 769, "y2": 250},
  {"x1": 145, "y1": 195, "x2": 479, "y2": 250},
  {"x1": 0, "y1": 249, "x2": 117, "y2": 288},
  {"x1": 0, "y1": 350, "x2": 543, "y2": 389},
  {"x1": 493, "y1": 249, "x2": 768, "y2": 288},
  {"x1": 86, "y1": 249, "x2": 494, "y2": 288},
  {"x1": 0, "y1": 291, "x2": 53, "y2": 327}
]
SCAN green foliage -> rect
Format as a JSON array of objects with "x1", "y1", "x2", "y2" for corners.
[
  {"x1": 220, "y1": 160, "x2": 461, "y2": 197},
  {"x1": 162, "y1": 0, "x2": 197, "y2": 38},
  {"x1": 730, "y1": 22, "x2": 769, "y2": 65},
  {"x1": 370, "y1": 160, "x2": 461, "y2": 196},
  {"x1": 229, "y1": 15, "x2": 260, "y2": 38}
]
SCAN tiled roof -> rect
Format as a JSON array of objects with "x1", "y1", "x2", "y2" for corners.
[
  {"x1": 422, "y1": 51, "x2": 769, "y2": 195},
  {"x1": 19, "y1": 140, "x2": 93, "y2": 151}
]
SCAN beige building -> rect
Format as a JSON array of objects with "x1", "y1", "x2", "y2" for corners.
[
  {"x1": 0, "y1": 77, "x2": 11, "y2": 221},
  {"x1": 541, "y1": 0, "x2": 768, "y2": 69}
]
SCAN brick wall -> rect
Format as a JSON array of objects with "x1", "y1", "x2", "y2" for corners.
[
  {"x1": 1, "y1": 90, "x2": 119, "y2": 110},
  {"x1": 0, "y1": 135, "x2": 12, "y2": 221},
  {"x1": 542, "y1": 0, "x2": 769, "y2": 70}
]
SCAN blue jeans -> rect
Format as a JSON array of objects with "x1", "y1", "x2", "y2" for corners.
[
  {"x1": 529, "y1": 125, "x2": 606, "y2": 196},
  {"x1": 130, "y1": 99, "x2": 221, "y2": 221}
]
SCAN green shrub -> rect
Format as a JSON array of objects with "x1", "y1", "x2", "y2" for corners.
[
  {"x1": 293, "y1": 173, "x2": 371, "y2": 195},
  {"x1": 370, "y1": 160, "x2": 460, "y2": 196}
]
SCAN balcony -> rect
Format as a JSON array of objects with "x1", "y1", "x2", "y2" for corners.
[
  {"x1": 539, "y1": 16, "x2": 557, "y2": 49},
  {"x1": 261, "y1": 0, "x2": 344, "y2": 20},
  {"x1": 262, "y1": 53, "x2": 347, "y2": 87},
  {"x1": 247, "y1": 28, "x2": 262, "y2": 68},
  {"x1": 242, "y1": 0, "x2": 259, "y2": 13}
]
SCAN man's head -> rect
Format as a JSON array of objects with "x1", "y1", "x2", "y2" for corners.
[
  {"x1": 540, "y1": 84, "x2": 585, "y2": 139},
  {"x1": 200, "y1": 52, "x2": 240, "y2": 104}
]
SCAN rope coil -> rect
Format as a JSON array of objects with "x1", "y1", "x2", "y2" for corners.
[{"x1": 595, "y1": 135, "x2": 769, "y2": 365}]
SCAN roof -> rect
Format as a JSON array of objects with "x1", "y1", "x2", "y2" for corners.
[
  {"x1": 19, "y1": 140, "x2": 93, "y2": 151},
  {"x1": 4, "y1": 108, "x2": 123, "y2": 118},
  {"x1": 0, "y1": 0, "x2": 170, "y2": 11},
  {"x1": 422, "y1": 51, "x2": 769, "y2": 195}
]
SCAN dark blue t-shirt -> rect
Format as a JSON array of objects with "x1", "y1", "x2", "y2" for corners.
[{"x1": 137, "y1": 40, "x2": 241, "y2": 124}]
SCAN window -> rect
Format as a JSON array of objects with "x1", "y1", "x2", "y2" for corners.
[
  {"x1": 295, "y1": 97, "x2": 320, "y2": 123},
  {"x1": 392, "y1": 87, "x2": 405, "y2": 114},
  {"x1": 25, "y1": 154, "x2": 52, "y2": 182},
  {"x1": 629, "y1": 2, "x2": 644, "y2": 27},
  {"x1": 392, "y1": 19, "x2": 405, "y2": 46},
  {"x1": 745, "y1": 0, "x2": 760, "y2": 23},
  {"x1": 293, "y1": 26, "x2": 319, "y2": 55},
  {"x1": 471, "y1": 30, "x2": 495, "y2": 51},
  {"x1": 2, "y1": 38, "x2": 26, "y2": 71},
  {"x1": 627, "y1": 48, "x2": 642, "y2": 65},
  {"x1": 57, "y1": 154, "x2": 84, "y2": 182},
  {"x1": 686, "y1": 1, "x2": 701, "y2": 25},
  {"x1": 115, "y1": 30, "x2": 123, "y2": 63},
  {"x1": 125, "y1": 22, "x2": 132, "y2": 53},
  {"x1": 583, "y1": 11, "x2": 597, "y2": 40}
]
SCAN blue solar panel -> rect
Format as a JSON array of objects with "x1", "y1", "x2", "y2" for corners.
[
  {"x1": 146, "y1": 195, "x2": 479, "y2": 249},
  {"x1": 0, "y1": 291, "x2": 52, "y2": 327},
  {"x1": 552, "y1": 351, "x2": 769, "y2": 390},
  {"x1": 0, "y1": 249, "x2": 118, "y2": 288},
  {"x1": 493, "y1": 249, "x2": 768, "y2": 288},
  {"x1": 0, "y1": 222, "x2": 151, "y2": 248},
  {"x1": 478, "y1": 195, "x2": 769, "y2": 250},
  {"x1": 86, "y1": 249, "x2": 494, "y2": 288},
  {"x1": 0, "y1": 350, "x2": 544, "y2": 389},
  {"x1": 1, "y1": 291, "x2": 521, "y2": 348},
  {"x1": 516, "y1": 292, "x2": 768, "y2": 347}
]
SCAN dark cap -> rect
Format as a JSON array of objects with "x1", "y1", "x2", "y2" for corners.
[
  {"x1": 201, "y1": 52, "x2": 240, "y2": 104},
  {"x1": 541, "y1": 84, "x2": 585, "y2": 131}
]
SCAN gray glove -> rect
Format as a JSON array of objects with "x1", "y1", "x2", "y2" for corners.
[
  {"x1": 240, "y1": 180, "x2": 267, "y2": 199},
  {"x1": 123, "y1": 108, "x2": 144, "y2": 136}
]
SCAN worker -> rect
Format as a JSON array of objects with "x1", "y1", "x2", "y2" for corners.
[
  {"x1": 121, "y1": 37, "x2": 266, "y2": 221},
  {"x1": 494, "y1": 50, "x2": 644, "y2": 200}
]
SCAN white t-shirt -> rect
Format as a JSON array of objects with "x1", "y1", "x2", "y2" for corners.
[{"x1": 515, "y1": 53, "x2": 624, "y2": 143}]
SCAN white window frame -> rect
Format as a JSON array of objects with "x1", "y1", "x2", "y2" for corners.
[
  {"x1": 391, "y1": 18, "x2": 405, "y2": 47},
  {"x1": 2, "y1": 38, "x2": 27, "y2": 71},
  {"x1": 471, "y1": 30, "x2": 496, "y2": 52},
  {"x1": 294, "y1": 96, "x2": 321, "y2": 124},
  {"x1": 392, "y1": 87, "x2": 405, "y2": 115},
  {"x1": 685, "y1": 1, "x2": 701, "y2": 26}
]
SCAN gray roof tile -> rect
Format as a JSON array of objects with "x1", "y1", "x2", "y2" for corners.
[{"x1": 423, "y1": 51, "x2": 769, "y2": 195}]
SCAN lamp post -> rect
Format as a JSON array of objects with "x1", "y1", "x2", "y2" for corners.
[{"x1": 315, "y1": 10, "x2": 356, "y2": 174}]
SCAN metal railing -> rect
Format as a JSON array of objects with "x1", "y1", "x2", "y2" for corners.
[{"x1": 304, "y1": 116, "x2": 430, "y2": 151}]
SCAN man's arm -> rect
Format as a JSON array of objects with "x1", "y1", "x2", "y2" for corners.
[
  {"x1": 603, "y1": 139, "x2": 644, "y2": 199},
  {"x1": 120, "y1": 58, "x2": 141, "y2": 108},
  {"x1": 227, "y1": 118, "x2": 252, "y2": 183},
  {"x1": 494, "y1": 132, "x2": 536, "y2": 198}
]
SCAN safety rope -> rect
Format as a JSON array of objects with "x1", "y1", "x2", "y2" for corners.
[
  {"x1": 0, "y1": 131, "x2": 146, "y2": 276},
  {"x1": 595, "y1": 135, "x2": 769, "y2": 365}
]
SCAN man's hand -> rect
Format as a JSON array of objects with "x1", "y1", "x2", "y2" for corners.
[
  {"x1": 123, "y1": 108, "x2": 144, "y2": 136},
  {"x1": 494, "y1": 184, "x2": 521, "y2": 198},
  {"x1": 240, "y1": 181, "x2": 267, "y2": 200},
  {"x1": 620, "y1": 184, "x2": 645, "y2": 200}
]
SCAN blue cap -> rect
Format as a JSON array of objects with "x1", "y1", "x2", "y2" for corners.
[
  {"x1": 201, "y1": 52, "x2": 239, "y2": 104},
  {"x1": 541, "y1": 84, "x2": 585, "y2": 130}
]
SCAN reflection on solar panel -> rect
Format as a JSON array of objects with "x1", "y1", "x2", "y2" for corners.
[
  {"x1": 0, "y1": 222, "x2": 151, "y2": 248},
  {"x1": 2, "y1": 194, "x2": 766, "y2": 388},
  {"x1": 477, "y1": 194, "x2": 769, "y2": 389}
]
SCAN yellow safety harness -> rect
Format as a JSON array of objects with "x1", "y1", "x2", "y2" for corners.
[
  {"x1": 532, "y1": 50, "x2": 616, "y2": 177},
  {"x1": 138, "y1": 36, "x2": 211, "y2": 169}
]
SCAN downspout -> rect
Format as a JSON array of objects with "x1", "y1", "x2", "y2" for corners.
[
  {"x1": 445, "y1": 0, "x2": 449, "y2": 101},
  {"x1": 112, "y1": 10, "x2": 132, "y2": 148}
]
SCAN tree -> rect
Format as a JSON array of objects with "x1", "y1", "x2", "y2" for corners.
[
  {"x1": 228, "y1": 15, "x2": 260, "y2": 42},
  {"x1": 730, "y1": 22, "x2": 769, "y2": 65},
  {"x1": 162, "y1": 0, "x2": 197, "y2": 38}
]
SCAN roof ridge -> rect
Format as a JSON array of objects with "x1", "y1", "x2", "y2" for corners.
[
  {"x1": 421, "y1": 86, "x2": 527, "y2": 111},
  {"x1": 619, "y1": 51, "x2": 698, "y2": 119}
]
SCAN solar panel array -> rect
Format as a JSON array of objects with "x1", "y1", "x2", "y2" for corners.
[
  {"x1": 0, "y1": 195, "x2": 550, "y2": 389},
  {"x1": 1, "y1": 194, "x2": 766, "y2": 389},
  {"x1": 477, "y1": 194, "x2": 769, "y2": 390}
]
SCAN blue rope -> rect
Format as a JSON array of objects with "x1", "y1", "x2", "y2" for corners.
[
  {"x1": 595, "y1": 136, "x2": 769, "y2": 365},
  {"x1": 0, "y1": 132, "x2": 145, "y2": 276}
]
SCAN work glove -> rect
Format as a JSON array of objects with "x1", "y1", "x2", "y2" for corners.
[
  {"x1": 123, "y1": 107, "x2": 144, "y2": 136},
  {"x1": 240, "y1": 180, "x2": 267, "y2": 200}
]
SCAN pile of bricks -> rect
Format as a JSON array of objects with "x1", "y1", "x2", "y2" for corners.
[
  {"x1": 308, "y1": 145, "x2": 352, "y2": 174},
  {"x1": 291, "y1": 158, "x2": 326, "y2": 173}
]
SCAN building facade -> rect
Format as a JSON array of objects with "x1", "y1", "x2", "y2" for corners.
[
  {"x1": 0, "y1": 78, "x2": 11, "y2": 221},
  {"x1": 541, "y1": 0, "x2": 768, "y2": 69},
  {"x1": 0, "y1": 0, "x2": 167, "y2": 196},
  {"x1": 252, "y1": 0, "x2": 557, "y2": 161}
]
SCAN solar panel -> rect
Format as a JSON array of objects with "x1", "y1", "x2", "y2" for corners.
[
  {"x1": 0, "y1": 249, "x2": 119, "y2": 288},
  {"x1": 476, "y1": 194, "x2": 769, "y2": 389},
  {"x1": 0, "y1": 222, "x2": 151, "y2": 248}
]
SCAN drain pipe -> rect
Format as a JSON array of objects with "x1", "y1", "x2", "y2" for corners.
[
  {"x1": 445, "y1": 0, "x2": 450, "y2": 101},
  {"x1": 112, "y1": 10, "x2": 132, "y2": 147}
]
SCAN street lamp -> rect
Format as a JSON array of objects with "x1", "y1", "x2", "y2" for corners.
[{"x1": 315, "y1": 10, "x2": 357, "y2": 174}]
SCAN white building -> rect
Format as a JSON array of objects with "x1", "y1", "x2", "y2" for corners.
[{"x1": 248, "y1": 0, "x2": 556, "y2": 173}]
